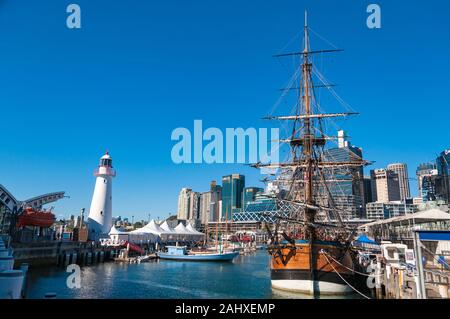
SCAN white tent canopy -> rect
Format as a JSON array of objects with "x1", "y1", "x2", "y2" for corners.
[
  {"x1": 132, "y1": 219, "x2": 165, "y2": 236},
  {"x1": 186, "y1": 223, "x2": 204, "y2": 235},
  {"x1": 159, "y1": 221, "x2": 179, "y2": 241},
  {"x1": 107, "y1": 220, "x2": 204, "y2": 244},
  {"x1": 108, "y1": 225, "x2": 128, "y2": 235},
  {"x1": 175, "y1": 222, "x2": 191, "y2": 235},
  {"x1": 107, "y1": 225, "x2": 159, "y2": 245},
  {"x1": 130, "y1": 220, "x2": 202, "y2": 242},
  {"x1": 160, "y1": 221, "x2": 176, "y2": 233}
]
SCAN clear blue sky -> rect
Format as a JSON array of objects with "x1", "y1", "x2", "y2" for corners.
[{"x1": 0, "y1": 1, "x2": 449, "y2": 221}]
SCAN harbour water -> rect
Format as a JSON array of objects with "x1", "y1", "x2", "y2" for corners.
[{"x1": 25, "y1": 251, "x2": 360, "y2": 299}]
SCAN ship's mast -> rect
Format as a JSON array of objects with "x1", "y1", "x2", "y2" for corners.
[
  {"x1": 302, "y1": 11, "x2": 312, "y2": 205},
  {"x1": 300, "y1": 12, "x2": 316, "y2": 238},
  {"x1": 252, "y1": 11, "x2": 368, "y2": 229},
  {"x1": 301, "y1": 12, "x2": 317, "y2": 292}
]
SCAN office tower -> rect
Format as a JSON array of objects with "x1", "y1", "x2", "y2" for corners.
[
  {"x1": 387, "y1": 163, "x2": 411, "y2": 201},
  {"x1": 321, "y1": 130, "x2": 365, "y2": 219},
  {"x1": 188, "y1": 191, "x2": 200, "y2": 220},
  {"x1": 221, "y1": 174, "x2": 245, "y2": 220},
  {"x1": 436, "y1": 150, "x2": 450, "y2": 203},
  {"x1": 363, "y1": 177, "x2": 373, "y2": 204},
  {"x1": 177, "y1": 188, "x2": 192, "y2": 220},
  {"x1": 370, "y1": 169, "x2": 401, "y2": 203},
  {"x1": 416, "y1": 163, "x2": 438, "y2": 202},
  {"x1": 242, "y1": 187, "x2": 264, "y2": 208},
  {"x1": 199, "y1": 191, "x2": 211, "y2": 225},
  {"x1": 209, "y1": 181, "x2": 222, "y2": 222}
]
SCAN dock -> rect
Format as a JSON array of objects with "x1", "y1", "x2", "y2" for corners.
[
  {"x1": 11, "y1": 241, "x2": 123, "y2": 268},
  {"x1": 373, "y1": 255, "x2": 450, "y2": 299}
]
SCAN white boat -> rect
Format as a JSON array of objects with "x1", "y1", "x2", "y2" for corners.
[
  {"x1": 0, "y1": 237, "x2": 25, "y2": 299},
  {"x1": 158, "y1": 246, "x2": 239, "y2": 262}
]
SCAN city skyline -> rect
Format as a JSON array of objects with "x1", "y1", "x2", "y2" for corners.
[{"x1": 1, "y1": 1, "x2": 449, "y2": 220}]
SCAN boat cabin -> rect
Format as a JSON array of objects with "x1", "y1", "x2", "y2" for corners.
[{"x1": 166, "y1": 246, "x2": 187, "y2": 256}]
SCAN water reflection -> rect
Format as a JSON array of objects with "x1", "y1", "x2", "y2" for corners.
[{"x1": 25, "y1": 251, "x2": 358, "y2": 299}]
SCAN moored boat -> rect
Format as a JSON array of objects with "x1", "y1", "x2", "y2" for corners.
[
  {"x1": 158, "y1": 246, "x2": 239, "y2": 262},
  {"x1": 270, "y1": 240, "x2": 354, "y2": 294},
  {"x1": 0, "y1": 237, "x2": 25, "y2": 299}
]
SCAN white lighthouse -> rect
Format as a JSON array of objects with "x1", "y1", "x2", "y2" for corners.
[{"x1": 87, "y1": 152, "x2": 116, "y2": 240}]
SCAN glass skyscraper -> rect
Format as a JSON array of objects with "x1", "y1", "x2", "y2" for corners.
[
  {"x1": 320, "y1": 131, "x2": 365, "y2": 219},
  {"x1": 209, "y1": 181, "x2": 222, "y2": 222},
  {"x1": 221, "y1": 174, "x2": 245, "y2": 220},
  {"x1": 416, "y1": 163, "x2": 438, "y2": 202},
  {"x1": 436, "y1": 150, "x2": 450, "y2": 203},
  {"x1": 242, "y1": 187, "x2": 263, "y2": 208}
]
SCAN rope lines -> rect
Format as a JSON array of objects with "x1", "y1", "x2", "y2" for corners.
[{"x1": 321, "y1": 250, "x2": 372, "y2": 299}]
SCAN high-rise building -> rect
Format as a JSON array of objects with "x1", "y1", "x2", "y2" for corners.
[
  {"x1": 363, "y1": 177, "x2": 373, "y2": 204},
  {"x1": 177, "y1": 188, "x2": 192, "y2": 220},
  {"x1": 416, "y1": 163, "x2": 438, "y2": 202},
  {"x1": 436, "y1": 150, "x2": 450, "y2": 203},
  {"x1": 321, "y1": 130, "x2": 365, "y2": 219},
  {"x1": 370, "y1": 169, "x2": 401, "y2": 203},
  {"x1": 209, "y1": 181, "x2": 222, "y2": 222},
  {"x1": 387, "y1": 163, "x2": 411, "y2": 201},
  {"x1": 221, "y1": 174, "x2": 245, "y2": 220},
  {"x1": 188, "y1": 191, "x2": 201, "y2": 220},
  {"x1": 199, "y1": 192, "x2": 212, "y2": 225},
  {"x1": 242, "y1": 187, "x2": 263, "y2": 208},
  {"x1": 177, "y1": 188, "x2": 201, "y2": 222}
]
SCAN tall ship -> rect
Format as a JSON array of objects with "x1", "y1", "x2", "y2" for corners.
[{"x1": 252, "y1": 13, "x2": 369, "y2": 295}]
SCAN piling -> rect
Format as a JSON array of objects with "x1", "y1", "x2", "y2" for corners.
[{"x1": 20, "y1": 263, "x2": 29, "y2": 299}]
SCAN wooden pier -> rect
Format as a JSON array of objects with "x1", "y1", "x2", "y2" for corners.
[
  {"x1": 11, "y1": 241, "x2": 123, "y2": 268},
  {"x1": 373, "y1": 256, "x2": 450, "y2": 299}
]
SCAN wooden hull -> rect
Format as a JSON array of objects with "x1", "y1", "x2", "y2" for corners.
[{"x1": 270, "y1": 240, "x2": 355, "y2": 295}]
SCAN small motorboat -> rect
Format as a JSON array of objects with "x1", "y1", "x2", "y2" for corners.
[
  {"x1": 158, "y1": 246, "x2": 239, "y2": 262},
  {"x1": 137, "y1": 254, "x2": 157, "y2": 263}
]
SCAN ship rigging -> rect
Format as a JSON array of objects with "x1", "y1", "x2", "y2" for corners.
[{"x1": 252, "y1": 12, "x2": 371, "y2": 295}]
